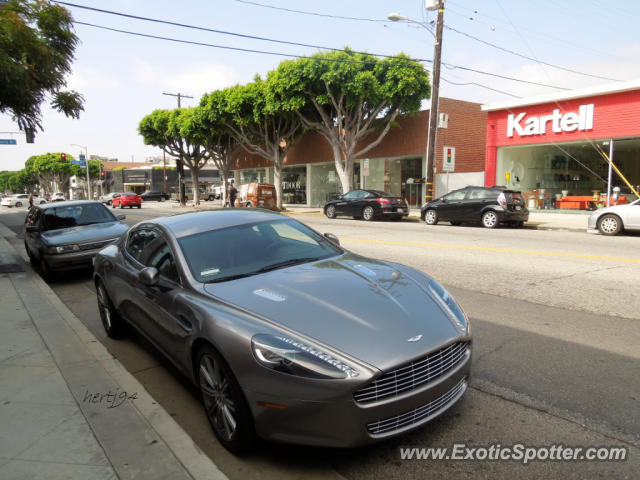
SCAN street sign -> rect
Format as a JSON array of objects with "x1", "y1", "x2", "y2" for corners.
[
  {"x1": 79, "y1": 153, "x2": 86, "y2": 162},
  {"x1": 70, "y1": 160, "x2": 86, "y2": 166},
  {"x1": 363, "y1": 159, "x2": 370, "y2": 177},
  {"x1": 0, "y1": 139, "x2": 17, "y2": 145},
  {"x1": 443, "y1": 146, "x2": 455, "y2": 172}
]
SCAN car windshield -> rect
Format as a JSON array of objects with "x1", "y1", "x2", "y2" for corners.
[
  {"x1": 42, "y1": 203, "x2": 117, "y2": 231},
  {"x1": 178, "y1": 218, "x2": 342, "y2": 283}
]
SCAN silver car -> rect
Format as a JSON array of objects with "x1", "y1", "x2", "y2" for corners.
[
  {"x1": 93, "y1": 209, "x2": 472, "y2": 453},
  {"x1": 588, "y1": 198, "x2": 640, "y2": 235},
  {"x1": 24, "y1": 201, "x2": 129, "y2": 280}
]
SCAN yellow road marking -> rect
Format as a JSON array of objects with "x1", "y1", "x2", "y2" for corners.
[{"x1": 340, "y1": 237, "x2": 640, "y2": 264}]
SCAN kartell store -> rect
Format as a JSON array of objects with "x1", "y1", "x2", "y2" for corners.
[{"x1": 483, "y1": 81, "x2": 640, "y2": 210}]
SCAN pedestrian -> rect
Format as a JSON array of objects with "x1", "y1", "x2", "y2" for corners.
[
  {"x1": 229, "y1": 181, "x2": 238, "y2": 208},
  {"x1": 28, "y1": 193, "x2": 34, "y2": 208}
]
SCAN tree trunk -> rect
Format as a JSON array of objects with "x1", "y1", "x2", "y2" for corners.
[
  {"x1": 331, "y1": 144, "x2": 352, "y2": 193},
  {"x1": 273, "y1": 154, "x2": 283, "y2": 210},
  {"x1": 176, "y1": 158, "x2": 186, "y2": 205},
  {"x1": 192, "y1": 168, "x2": 200, "y2": 205}
]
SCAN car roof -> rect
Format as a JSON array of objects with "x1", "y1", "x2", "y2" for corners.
[
  {"x1": 151, "y1": 209, "x2": 285, "y2": 239},
  {"x1": 36, "y1": 200, "x2": 103, "y2": 209}
]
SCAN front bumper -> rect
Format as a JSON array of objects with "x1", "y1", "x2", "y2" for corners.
[
  {"x1": 44, "y1": 248, "x2": 102, "y2": 270},
  {"x1": 245, "y1": 342, "x2": 471, "y2": 447}
]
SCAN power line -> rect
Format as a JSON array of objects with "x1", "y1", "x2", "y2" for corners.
[{"x1": 234, "y1": 0, "x2": 389, "y2": 22}]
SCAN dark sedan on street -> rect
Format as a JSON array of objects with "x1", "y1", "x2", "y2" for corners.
[
  {"x1": 93, "y1": 209, "x2": 471, "y2": 453},
  {"x1": 421, "y1": 186, "x2": 528, "y2": 228},
  {"x1": 24, "y1": 201, "x2": 129, "y2": 281},
  {"x1": 324, "y1": 189, "x2": 409, "y2": 221},
  {"x1": 140, "y1": 190, "x2": 170, "y2": 202}
]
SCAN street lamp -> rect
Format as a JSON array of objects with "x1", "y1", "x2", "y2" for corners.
[
  {"x1": 388, "y1": 1, "x2": 444, "y2": 203},
  {"x1": 70, "y1": 143, "x2": 90, "y2": 199}
]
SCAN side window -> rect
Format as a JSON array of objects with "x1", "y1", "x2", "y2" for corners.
[
  {"x1": 126, "y1": 228, "x2": 159, "y2": 264},
  {"x1": 468, "y1": 189, "x2": 492, "y2": 199},
  {"x1": 145, "y1": 238, "x2": 180, "y2": 284},
  {"x1": 342, "y1": 191, "x2": 359, "y2": 200},
  {"x1": 444, "y1": 189, "x2": 467, "y2": 201}
]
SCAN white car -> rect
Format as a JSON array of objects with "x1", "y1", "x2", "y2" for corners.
[
  {"x1": 51, "y1": 192, "x2": 66, "y2": 202},
  {"x1": 1, "y1": 194, "x2": 47, "y2": 208},
  {"x1": 588, "y1": 198, "x2": 640, "y2": 235}
]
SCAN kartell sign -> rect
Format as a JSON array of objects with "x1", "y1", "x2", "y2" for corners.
[{"x1": 507, "y1": 104, "x2": 594, "y2": 138}]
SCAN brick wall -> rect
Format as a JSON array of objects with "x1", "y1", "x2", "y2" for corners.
[{"x1": 233, "y1": 97, "x2": 487, "y2": 173}]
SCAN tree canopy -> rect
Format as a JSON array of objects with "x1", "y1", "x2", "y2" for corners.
[
  {"x1": 0, "y1": 0, "x2": 84, "y2": 137},
  {"x1": 270, "y1": 48, "x2": 430, "y2": 192}
]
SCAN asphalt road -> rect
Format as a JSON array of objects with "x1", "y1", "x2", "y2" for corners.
[{"x1": 2, "y1": 204, "x2": 638, "y2": 480}]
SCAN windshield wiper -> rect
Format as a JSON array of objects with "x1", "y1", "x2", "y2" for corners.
[
  {"x1": 204, "y1": 272, "x2": 259, "y2": 284},
  {"x1": 255, "y1": 257, "x2": 320, "y2": 273}
]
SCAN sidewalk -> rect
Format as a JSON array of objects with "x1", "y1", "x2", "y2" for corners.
[{"x1": 0, "y1": 223, "x2": 227, "y2": 480}]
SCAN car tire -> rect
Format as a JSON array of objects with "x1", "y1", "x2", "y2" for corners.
[
  {"x1": 96, "y1": 281, "x2": 125, "y2": 338},
  {"x1": 25, "y1": 242, "x2": 37, "y2": 266},
  {"x1": 598, "y1": 214, "x2": 622, "y2": 236},
  {"x1": 246, "y1": 202, "x2": 253, "y2": 208},
  {"x1": 120, "y1": 204, "x2": 124, "y2": 209},
  {"x1": 325, "y1": 205, "x2": 336, "y2": 219},
  {"x1": 39, "y1": 200, "x2": 46, "y2": 204},
  {"x1": 15, "y1": 201, "x2": 22, "y2": 207},
  {"x1": 108, "y1": 200, "x2": 112, "y2": 206},
  {"x1": 424, "y1": 209, "x2": 438, "y2": 225},
  {"x1": 450, "y1": 221, "x2": 462, "y2": 226},
  {"x1": 515, "y1": 221, "x2": 525, "y2": 228},
  {"x1": 160, "y1": 197, "x2": 166, "y2": 202},
  {"x1": 137, "y1": 205, "x2": 141, "y2": 208},
  {"x1": 362, "y1": 206, "x2": 375, "y2": 221},
  {"x1": 482, "y1": 210, "x2": 499, "y2": 229},
  {"x1": 197, "y1": 345, "x2": 256, "y2": 454},
  {"x1": 39, "y1": 254, "x2": 53, "y2": 282}
]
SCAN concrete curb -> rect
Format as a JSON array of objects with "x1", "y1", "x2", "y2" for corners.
[{"x1": 1, "y1": 229, "x2": 228, "y2": 480}]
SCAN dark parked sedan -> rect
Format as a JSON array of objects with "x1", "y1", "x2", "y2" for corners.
[
  {"x1": 93, "y1": 209, "x2": 471, "y2": 453},
  {"x1": 421, "y1": 186, "x2": 528, "y2": 228},
  {"x1": 324, "y1": 189, "x2": 409, "y2": 221},
  {"x1": 140, "y1": 190, "x2": 170, "y2": 202},
  {"x1": 24, "y1": 201, "x2": 129, "y2": 281}
]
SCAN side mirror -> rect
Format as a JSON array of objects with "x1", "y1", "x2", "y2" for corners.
[
  {"x1": 337, "y1": 194, "x2": 344, "y2": 200},
  {"x1": 324, "y1": 232, "x2": 340, "y2": 246},
  {"x1": 116, "y1": 214, "x2": 126, "y2": 220},
  {"x1": 138, "y1": 267, "x2": 159, "y2": 286}
]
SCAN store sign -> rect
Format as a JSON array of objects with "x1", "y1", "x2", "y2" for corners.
[
  {"x1": 443, "y1": 146, "x2": 455, "y2": 172},
  {"x1": 363, "y1": 159, "x2": 370, "y2": 177},
  {"x1": 507, "y1": 104, "x2": 594, "y2": 137}
]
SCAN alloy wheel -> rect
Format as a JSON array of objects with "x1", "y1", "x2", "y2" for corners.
[
  {"x1": 200, "y1": 354, "x2": 237, "y2": 441},
  {"x1": 363, "y1": 206, "x2": 374, "y2": 221},
  {"x1": 326, "y1": 205, "x2": 336, "y2": 218},
  {"x1": 425, "y1": 209, "x2": 438, "y2": 225},
  {"x1": 598, "y1": 214, "x2": 621, "y2": 235},
  {"x1": 482, "y1": 211, "x2": 498, "y2": 228},
  {"x1": 97, "y1": 285, "x2": 112, "y2": 330}
]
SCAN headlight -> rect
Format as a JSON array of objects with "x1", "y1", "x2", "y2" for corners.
[
  {"x1": 251, "y1": 334, "x2": 359, "y2": 379},
  {"x1": 428, "y1": 280, "x2": 469, "y2": 334},
  {"x1": 46, "y1": 244, "x2": 80, "y2": 254}
]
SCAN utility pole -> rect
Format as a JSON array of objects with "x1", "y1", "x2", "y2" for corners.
[
  {"x1": 163, "y1": 150, "x2": 167, "y2": 195},
  {"x1": 425, "y1": 0, "x2": 445, "y2": 203},
  {"x1": 163, "y1": 92, "x2": 193, "y2": 108},
  {"x1": 163, "y1": 92, "x2": 193, "y2": 204}
]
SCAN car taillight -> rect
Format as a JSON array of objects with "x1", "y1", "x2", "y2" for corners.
[
  {"x1": 377, "y1": 198, "x2": 391, "y2": 205},
  {"x1": 497, "y1": 192, "x2": 507, "y2": 207}
]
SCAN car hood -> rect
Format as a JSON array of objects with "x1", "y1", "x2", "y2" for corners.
[
  {"x1": 203, "y1": 254, "x2": 463, "y2": 371},
  {"x1": 40, "y1": 221, "x2": 128, "y2": 245}
]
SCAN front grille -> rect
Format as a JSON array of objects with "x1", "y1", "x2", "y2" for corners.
[
  {"x1": 354, "y1": 341, "x2": 469, "y2": 404},
  {"x1": 366, "y1": 378, "x2": 467, "y2": 436},
  {"x1": 78, "y1": 238, "x2": 118, "y2": 251}
]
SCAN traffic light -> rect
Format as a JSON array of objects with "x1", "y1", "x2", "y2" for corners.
[
  {"x1": 61, "y1": 153, "x2": 67, "y2": 161},
  {"x1": 101, "y1": 171, "x2": 106, "y2": 178}
]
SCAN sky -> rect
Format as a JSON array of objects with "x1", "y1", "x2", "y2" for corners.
[{"x1": 2, "y1": 0, "x2": 640, "y2": 171}]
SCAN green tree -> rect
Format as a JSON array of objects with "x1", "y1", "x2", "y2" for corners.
[
  {"x1": 139, "y1": 109, "x2": 207, "y2": 205},
  {"x1": 24, "y1": 152, "x2": 79, "y2": 194},
  {"x1": 200, "y1": 78, "x2": 305, "y2": 209},
  {"x1": 270, "y1": 48, "x2": 430, "y2": 193},
  {"x1": 0, "y1": 0, "x2": 84, "y2": 137}
]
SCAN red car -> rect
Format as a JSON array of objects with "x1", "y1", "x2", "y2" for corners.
[{"x1": 112, "y1": 192, "x2": 142, "y2": 209}]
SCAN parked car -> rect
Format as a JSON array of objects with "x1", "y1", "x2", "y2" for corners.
[
  {"x1": 588, "y1": 197, "x2": 640, "y2": 235},
  {"x1": 112, "y1": 192, "x2": 141, "y2": 209},
  {"x1": 421, "y1": 186, "x2": 528, "y2": 228},
  {"x1": 93, "y1": 209, "x2": 471, "y2": 453},
  {"x1": 225, "y1": 182, "x2": 277, "y2": 209},
  {"x1": 139, "y1": 190, "x2": 170, "y2": 202},
  {"x1": 99, "y1": 192, "x2": 121, "y2": 205},
  {"x1": 51, "y1": 192, "x2": 66, "y2": 202},
  {"x1": 1, "y1": 194, "x2": 47, "y2": 208},
  {"x1": 23, "y1": 201, "x2": 129, "y2": 281},
  {"x1": 324, "y1": 189, "x2": 409, "y2": 221}
]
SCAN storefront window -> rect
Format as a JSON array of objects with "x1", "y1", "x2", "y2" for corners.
[
  {"x1": 281, "y1": 165, "x2": 307, "y2": 204},
  {"x1": 496, "y1": 139, "x2": 640, "y2": 210},
  {"x1": 310, "y1": 163, "x2": 340, "y2": 206},
  {"x1": 238, "y1": 169, "x2": 268, "y2": 184},
  {"x1": 363, "y1": 157, "x2": 423, "y2": 206}
]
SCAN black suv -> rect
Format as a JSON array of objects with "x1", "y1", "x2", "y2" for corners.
[{"x1": 420, "y1": 186, "x2": 528, "y2": 228}]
